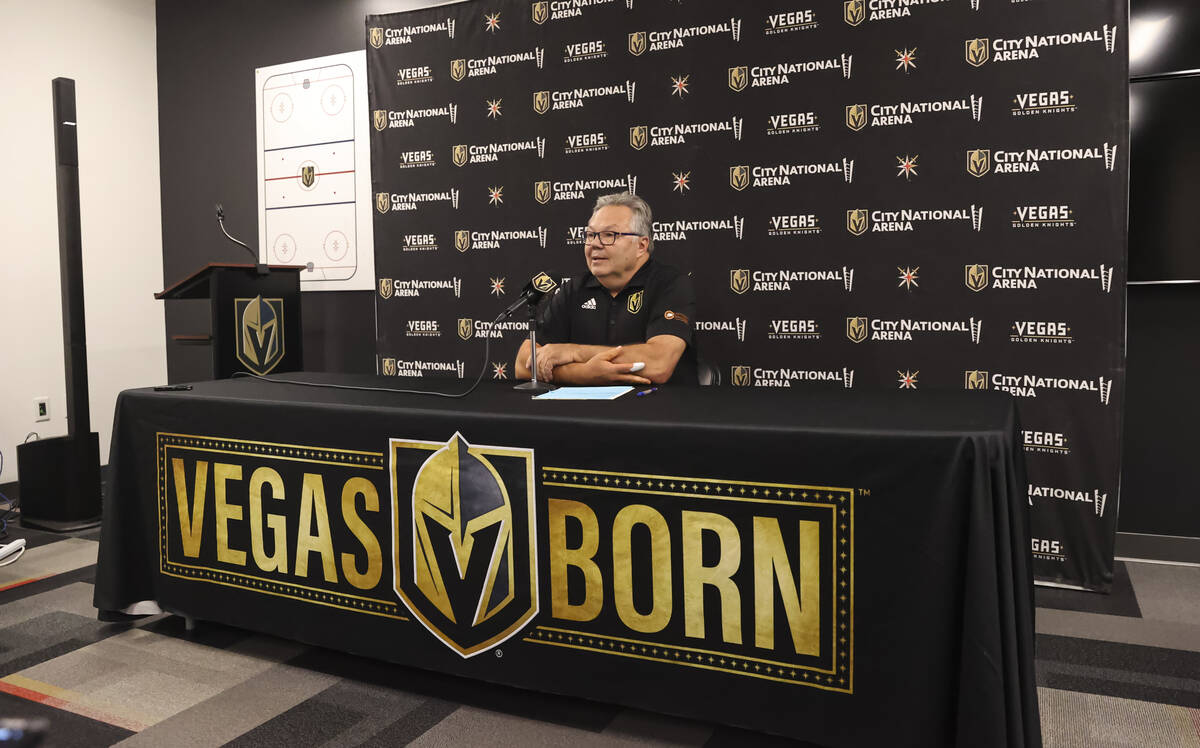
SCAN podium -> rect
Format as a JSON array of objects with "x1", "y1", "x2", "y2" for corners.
[{"x1": 156, "y1": 263, "x2": 304, "y2": 379}]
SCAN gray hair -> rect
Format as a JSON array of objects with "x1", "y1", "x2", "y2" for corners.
[{"x1": 592, "y1": 192, "x2": 653, "y2": 252}]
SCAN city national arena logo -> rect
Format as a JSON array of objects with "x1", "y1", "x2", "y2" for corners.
[
  {"x1": 532, "y1": 0, "x2": 616, "y2": 22},
  {"x1": 535, "y1": 175, "x2": 636, "y2": 203},
  {"x1": 452, "y1": 137, "x2": 546, "y2": 167},
  {"x1": 370, "y1": 20, "x2": 454, "y2": 48},
  {"x1": 627, "y1": 18, "x2": 742, "y2": 56},
  {"x1": 733, "y1": 365, "x2": 855, "y2": 389},
  {"x1": 732, "y1": 268, "x2": 853, "y2": 294},
  {"x1": 376, "y1": 188, "x2": 460, "y2": 212},
  {"x1": 846, "y1": 96, "x2": 982, "y2": 129},
  {"x1": 846, "y1": 205, "x2": 983, "y2": 234},
  {"x1": 1029, "y1": 485, "x2": 1109, "y2": 518},
  {"x1": 965, "y1": 371, "x2": 1113, "y2": 404},
  {"x1": 847, "y1": 316, "x2": 981, "y2": 343},
  {"x1": 455, "y1": 227, "x2": 548, "y2": 250},
  {"x1": 390, "y1": 433, "x2": 537, "y2": 657},
  {"x1": 729, "y1": 55, "x2": 852, "y2": 91},
  {"x1": 653, "y1": 216, "x2": 743, "y2": 244},
  {"x1": 964, "y1": 264, "x2": 1114, "y2": 292},
  {"x1": 696, "y1": 318, "x2": 747, "y2": 342},
  {"x1": 459, "y1": 318, "x2": 530, "y2": 340},
  {"x1": 730, "y1": 159, "x2": 853, "y2": 190},
  {"x1": 449, "y1": 48, "x2": 544, "y2": 82},
  {"x1": 378, "y1": 277, "x2": 463, "y2": 299},
  {"x1": 966, "y1": 143, "x2": 1118, "y2": 175},
  {"x1": 629, "y1": 117, "x2": 743, "y2": 150},
  {"x1": 234, "y1": 296, "x2": 285, "y2": 375},
  {"x1": 374, "y1": 103, "x2": 459, "y2": 129},
  {"x1": 534, "y1": 81, "x2": 635, "y2": 114},
  {"x1": 968, "y1": 25, "x2": 1118, "y2": 65},
  {"x1": 845, "y1": 0, "x2": 955, "y2": 24}
]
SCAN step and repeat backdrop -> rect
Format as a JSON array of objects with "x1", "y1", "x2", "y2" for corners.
[{"x1": 367, "y1": 0, "x2": 1128, "y2": 591}]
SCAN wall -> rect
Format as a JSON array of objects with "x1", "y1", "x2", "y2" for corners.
[{"x1": 0, "y1": 0, "x2": 166, "y2": 483}]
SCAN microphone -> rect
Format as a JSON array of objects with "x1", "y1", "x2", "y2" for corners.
[
  {"x1": 501, "y1": 272, "x2": 559, "y2": 318},
  {"x1": 215, "y1": 203, "x2": 268, "y2": 275}
]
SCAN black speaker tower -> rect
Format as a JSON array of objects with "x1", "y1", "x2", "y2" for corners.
[{"x1": 17, "y1": 78, "x2": 102, "y2": 532}]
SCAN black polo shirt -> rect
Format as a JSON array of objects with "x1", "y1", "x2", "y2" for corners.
[{"x1": 538, "y1": 258, "x2": 698, "y2": 384}]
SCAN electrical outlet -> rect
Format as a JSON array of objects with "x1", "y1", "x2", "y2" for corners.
[{"x1": 34, "y1": 397, "x2": 49, "y2": 422}]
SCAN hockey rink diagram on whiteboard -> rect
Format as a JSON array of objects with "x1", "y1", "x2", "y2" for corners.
[{"x1": 256, "y1": 52, "x2": 375, "y2": 291}]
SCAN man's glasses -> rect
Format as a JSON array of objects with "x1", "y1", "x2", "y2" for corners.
[{"x1": 585, "y1": 231, "x2": 643, "y2": 245}]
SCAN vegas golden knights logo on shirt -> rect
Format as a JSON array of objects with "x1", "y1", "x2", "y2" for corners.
[
  {"x1": 373, "y1": 109, "x2": 388, "y2": 131},
  {"x1": 455, "y1": 230, "x2": 471, "y2": 252},
  {"x1": 628, "y1": 31, "x2": 647, "y2": 56},
  {"x1": 382, "y1": 357, "x2": 397, "y2": 376},
  {"x1": 731, "y1": 365, "x2": 751, "y2": 387},
  {"x1": 729, "y1": 165, "x2": 750, "y2": 191},
  {"x1": 531, "y1": 273, "x2": 558, "y2": 294},
  {"x1": 730, "y1": 269, "x2": 750, "y2": 295},
  {"x1": 369, "y1": 27, "x2": 384, "y2": 49},
  {"x1": 965, "y1": 370, "x2": 989, "y2": 390},
  {"x1": 300, "y1": 165, "x2": 316, "y2": 188},
  {"x1": 379, "y1": 279, "x2": 394, "y2": 299},
  {"x1": 967, "y1": 149, "x2": 991, "y2": 178},
  {"x1": 534, "y1": 181, "x2": 552, "y2": 204},
  {"x1": 846, "y1": 316, "x2": 868, "y2": 344},
  {"x1": 627, "y1": 290, "x2": 644, "y2": 314},
  {"x1": 533, "y1": 90, "x2": 551, "y2": 115},
  {"x1": 391, "y1": 434, "x2": 537, "y2": 657},
  {"x1": 728, "y1": 66, "x2": 748, "y2": 92},
  {"x1": 376, "y1": 192, "x2": 390, "y2": 214},
  {"x1": 965, "y1": 264, "x2": 989, "y2": 293},
  {"x1": 458, "y1": 318, "x2": 474, "y2": 340},
  {"x1": 451, "y1": 59, "x2": 467, "y2": 82},
  {"x1": 453, "y1": 145, "x2": 468, "y2": 167},
  {"x1": 846, "y1": 209, "x2": 868, "y2": 236},
  {"x1": 235, "y1": 296, "x2": 285, "y2": 375},
  {"x1": 532, "y1": 1, "x2": 548, "y2": 25},
  {"x1": 966, "y1": 38, "x2": 989, "y2": 67},
  {"x1": 629, "y1": 126, "x2": 648, "y2": 151},
  {"x1": 845, "y1": 105, "x2": 867, "y2": 132},
  {"x1": 844, "y1": 0, "x2": 865, "y2": 26}
]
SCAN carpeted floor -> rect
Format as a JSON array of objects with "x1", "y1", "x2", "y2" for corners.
[{"x1": 0, "y1": 521, "x2": 1196, "y2": 747}]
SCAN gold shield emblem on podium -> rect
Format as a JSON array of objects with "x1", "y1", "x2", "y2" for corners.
[
  {"x1": 846, "y1": 209, "x2": 868, "y2": 236},
  {"x1": 451, "y1": 59, "x2": 467, "y2": 81},
  {"x1": 629, "y1": 126, "x2": 648, "y2": 150},
  {"x1": 728, "y1": 66, "x2": 748, "y2": 92},
  {"x1": 731, "y1": 366, "x2": 751, "y2": 387},
  {"x1": 846, "y1": 317, "x2": 868, "y2": 344},
  {"x1": 373, "y1": 109, "x2": 388, "y2": 131},
  {"x1": 967, "y1": 149, "x2": 991, "y2": 178},
  {"x1": 453, "y1": 145, "x2": 468, "y2": 167},
  {"x1": 458, "y1": 318, "x2": 474, "y2": 340},
  {"x1": 965, "y1": 264, "x2": 989, "y2": 292},
  {"x1": 965, "y1": 38, "x2": 989, "y2": 67},
  {"x1": 845, "y1": 104, "x2": 867, "y2": 131},
  {"x1": 235, "y1": 296, "x2": 285, "y2": 375},
  {"x1": 730, "y1": 269, "x2": 750, "y2": 295},
  {"x1": 534, "y1": 181, "x2": 552, "y2": 204},
  {"x1": 533, "y1": 90, "x2": 550, "y2": 114}
]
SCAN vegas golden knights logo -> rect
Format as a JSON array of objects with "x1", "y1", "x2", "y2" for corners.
[
  {"x1": 729, "y1": 165, "x2": 750, "y2": 191},
  {"x1": 846, "y1": 209, "x2": 868, "y2": 236},
  {"x1": 846, "y1": 316, "x2": 868, "y2": 344},
  {"x1": 844, "y1": 0, "x2": 865, "y2": 26},
  {"x1": 455, "y1": 230, "x2": 471, "y2": 252},
  {"x1": 965, "y1": 370, "x2": 989, "y2": 390},
  {"x1": 369, "y1": 27, "x2": 384, "y2": 49},
  {"x1": 379, "y1": 279, "x2": 394, "y2": 299},
  {"x1": 965, "y1": 264, "x2": 989, "y2": 292},
  {"x1": 373, "y1": 109, "x2": 388, "y2": 131},
  {"x1": 458, "y1": 318, "x2": 474, "y2": 340},
  {"x1": 450, "y1": 59, "x2": 467, "y2": 82},
  {"x1": 627, "y1": 290, "x2": 643, "y2": 314},
  {"x1": 534, "y1": 181, "x2": 552, "y2": 204},
  {"x1": 966, "y1": 38, "x2": 989, "y2": 67},
  {"x1": 531, "y1": 272, "x2": 558, "y2": 294},
  {"x1": 532, "y1": 1, "x2": 548, "y2": 25},
  {"x1": 533, "y1": 90, "x2": 550, "y2": 115},
  {"x1": 391, "y1": 434, "x2": 537, "y2": 657},
  {"x1": 967, "y1": 148, "x2": 991, "y2": 178},
  {"x1": 453, "y1": 144, "x2": 468, "y2": 167},
  {"x1": 845, "y1": 104, "x2": 867, "y2": 132},
  {"x1": 235, "y1": 296, "x2": 285, "y2": 375},
  {"x1": 629, "y1": 126, "x2": 648, "y2": 151},
  {"x1": 376, "y1": 192, "x2": 390, "y2": 214},
  {"x1": 382, "y1": 357, "x2": 397, "y2": 376},
  {"x1": 628, "y1": 31, "x2": 647, "y2": 56},
  {"x1": 731, "y1": 366, "x2": 751, "y2": 387},
  {"x1": 728, "y1": 66, "x2": 748, "y2": 92},
  {"x1": 730, "y1": 269, "x2": 750, "y2": 295},
  {"x1": 300, "y1": 165, "x2": 315, "y2": 188}
]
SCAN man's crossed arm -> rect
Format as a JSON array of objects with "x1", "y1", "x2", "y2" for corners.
[{"x1": 515, "y1": 335, "x2": 686, "y2": 385}]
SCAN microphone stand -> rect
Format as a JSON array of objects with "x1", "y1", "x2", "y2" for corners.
[
  {"x1": 513, "y1": 302, "x2": 557, "y2": 393},
  {"x1": 216, "y1": 203, "x2": 269, "y2": 275}
]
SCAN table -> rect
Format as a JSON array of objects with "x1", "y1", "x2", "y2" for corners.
[{"x1": 94, "y1": 373, "x2": 1039, "y2": 747}]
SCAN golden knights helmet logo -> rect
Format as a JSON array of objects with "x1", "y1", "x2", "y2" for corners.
[
  {"x1": 628, "y1": 31, "x2": 647, "y2": 56},
  {"x1": 965, "y1": 370, "x2": 989, "y2": 390},
  {"x1": 532, "y1": 1, "x2": 549, "y2": 25},
  {"x1": 373, "y1": 109, "x2": 388, "y2": 131},
  {"x1": 379, "y1": 279, "x2": 394, "y2": 299},
  {"x1": 627, "y1": 290, "x2": 644, "y2": 314},
  {"x1": 967, "y1": 148, "x2": 991, "y2": 178},
  {"x1": 369, "y1": 27, "x2": 384, "y2": 49},
  {"x1": 730, "y1": 269, "x2": 750, "y2": 295},
  {"x1": 455, "y1": 230, "x2": 471, "y2": 252},
  {"x1": 845, "y1": 104, "x2": 867, "y2": 131},
  {"x1": 391, "y1": 434, "x2": 537, "y2": 657},
  {"x1": 453, "y1": 144, "x2": 469, "y2": 167},
  {"x1": 531, "y1": 272, "x2": 558, "y2": 294},
  {"x1": 534, "y1": 180, "x2": 552, "y2": 204},
  {"x1": 451, "y1": 58, "x2": 467, "y2": 82},
  {"x1": 729, "y1": 165, "x2": 750, "y2": 191},
  {"x1": 965, "y1": 38, "x2": 989, "y2": 67},
  {"x1": 965, "y1": 264, "x2": 989, "y2": 292},
  {"x1": 382, "y1": 357, "x2": 397, "y2": 376},
  {"x1": 731, "y1": 365, "x2": 751, "y2": 387},
  {"x1": 728, "y1": 66, "x2": 748, "y2": 92},
  {"x1": 376, "y1": 192, "x2": 391, "y2": 214},
  {"x1": 235, "y1": 296, "x2": 285, "y2": 375},
  {"x1": 629, "y1": 125, "x2": 648, "y2": 151},
  {"x1": 458, "y1": 318, "x2": 475, "y2": 340},
  {"x1": 846, "y1": 209, "x2": 869, "y2": 236},
  {"x1": 846, "y1": 316, "x2": 868, "y2": 344},
  {"x1": 533, "y1": 90, "x2": 551, "y2": 115},
  {"x1": 300, "y1": 165, "x2": 315, "y2": 188},
  {"x1": 844, "y1": 0, "x2": 865, "y2": 26}
]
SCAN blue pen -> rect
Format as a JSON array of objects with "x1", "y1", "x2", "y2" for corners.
[{"x1": 635, "y1": 387, "x2": 658, "y2": 397}]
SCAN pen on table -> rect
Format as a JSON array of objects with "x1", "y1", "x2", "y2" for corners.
[{"x1": 635, "y1": 387, "x2": 658, "y2": 397}]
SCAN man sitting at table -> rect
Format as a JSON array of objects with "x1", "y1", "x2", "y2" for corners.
[{"x1": 515, "y1": 192, "x2": 697, "y2": 385}]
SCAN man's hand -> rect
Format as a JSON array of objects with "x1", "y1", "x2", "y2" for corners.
[
  {"x1": 532, "y1": 343, "x2": 577, "y2": 383},
  {"x1": 578, "y1": 347, "x2": 652, "y2": 385}
]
